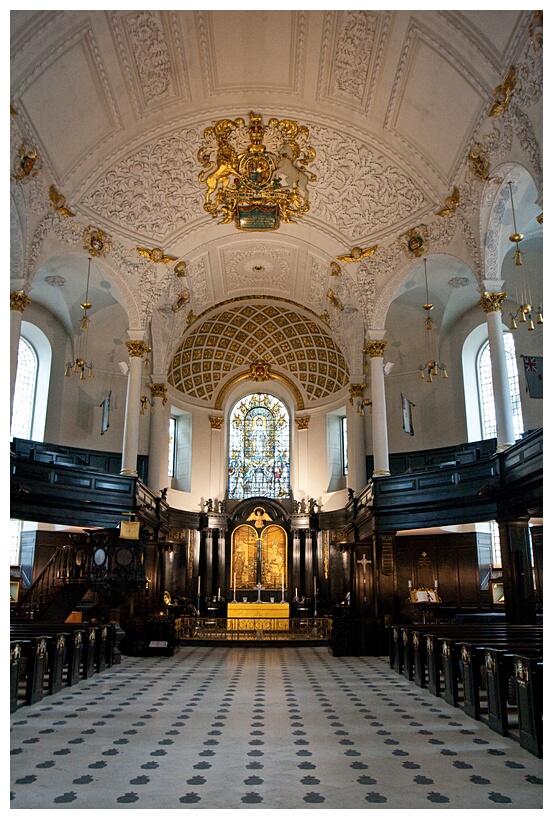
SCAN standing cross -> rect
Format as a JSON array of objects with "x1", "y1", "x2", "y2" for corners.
[
  {"x1": 255, "y1": 583, "x2": 264, "y2": 602},
  {"x1": 357, "y1": 554, "x2": 371, "y2": 575}
]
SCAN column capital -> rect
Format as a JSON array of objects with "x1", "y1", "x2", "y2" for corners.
[
  {"x1": 11, "y1": 290, "x2": 31, "y2": 313},
  {"x1": 363, "y1": 340, "x2": 387, "y2": 358},
  {"x1": 209, "y1": 415, "x2": 224, "y2": 430},
  {"x1": 125, "y1": 339, "x2": 151, "y2": 358},
  {"x1": 149, "y1": 382, "x2": 167, "y2": 404},
  {"x1": 479, "y1": 291, "x2": 506, "y2": 313},
  {"x1": 295, "y1": 415, "x2": 310, "y2": 430},
  {"x1": 348, "y1": 383, "x2": 365, "y2": 404}
]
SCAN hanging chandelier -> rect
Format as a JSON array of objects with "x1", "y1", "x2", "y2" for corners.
[
  {"x1": 65, "y1": 257, "x2": 94, "y2": 379},
  {"x1": 507, "y1": 181, "x2": 543, "y2": 331},
  {"x1": 418, "y1": 259, "x2": 448, "y2": 382}
]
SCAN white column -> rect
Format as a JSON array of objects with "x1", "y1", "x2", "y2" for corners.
[
  {"x1": 209, "y1": 415, "x2": 225, "y2": 501},
  {"x1": 364, "y1": 340, "x2": 390, "y2": 476},
  {"x1": 347, "y1": 383, "x2": 367, "y2": 491},
  {"x1": 147, "y1": 381, "x2": 169, "y2": 493},
  {"x1": 10, "y1": 291, "x2": 31, "y2": 427},
  {"x1": 295, "y1": 415, "x2": 309, "y2": 500},
  {"x1": 121, "y1": 338, "x2": 149, "y2": 476},
  {"x1": 479, "y1": 290, "x2": 515, "y2": 450}
]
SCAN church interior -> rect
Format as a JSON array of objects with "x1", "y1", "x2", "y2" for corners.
[{"x1": 10, "y1": 9, "x2": 543, "y2": 810}]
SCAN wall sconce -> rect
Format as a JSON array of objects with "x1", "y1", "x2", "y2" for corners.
[
  {"x1": 140, "y1": 395, "x2": 154, "y2": 415},
  {"x1": 357, "y1": 399, "x2": 372, "y2": 416}
]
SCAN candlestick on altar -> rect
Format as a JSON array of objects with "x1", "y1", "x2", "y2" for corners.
[
  {"x1": 281, "y1": 572, "x2": 285, "y2": 602},
  {"x1": 233, "y1": 572, "x2": 236, "y2": 603}
]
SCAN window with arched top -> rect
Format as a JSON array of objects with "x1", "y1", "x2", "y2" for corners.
[
  {"x1": 477, "y1": 334, "x2": 524, "y2": 440},
  {"x1": 228, "y1": 393, "x2": 290, "y2": 499},
  {"x1": 12, "y1": 337, "x2": 38, "y2": 439}
]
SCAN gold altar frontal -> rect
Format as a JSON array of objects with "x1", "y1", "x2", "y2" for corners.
[{"x1": 227, "y1": 602, "x2": 290, "y2": 631}]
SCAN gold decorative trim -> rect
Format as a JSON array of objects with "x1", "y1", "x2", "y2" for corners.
[
  {"x1": 11, "y1": 291, "x2": 31, "y2": 313},
  {"x1": 13, "y1": 141, "x2": 41, "y2": 182},
  {"x1": 172, "y1": 291, "x2": 190, "y2": 312},
  {"x1": 363, "y1": 340, "x2": 387, "y2": 358},
  {"x1": 137, "y1": 246, "x2": 177, "y2": 264},
  {"x1": 488, "y1": 66, "x2": 516, "y2": 117},
  {"x1": 214, "y1": 368, "x2": 304, "y2": 411},
  {"x1": 330, "y1": 261, "x2": 341, "y2": 276},
  {"x1": 198, "y1": 111, "x2": 316, "y2": 230},
  {"x1": 348, "y1": 383, "x2": 365, "y2": 403},
  {"x1": 326, "y1": 289, "x2": 343, "y2": 310},
  {"x1": 174, "y1": 261, "x2": 187, "y2": 276},
  {"x1": 337, "y1": 245, "x2": 377, "y2": 263},
  {"x1": 399, "y1": 226, "x2": 429, "y2": 258},
  {"x1": 478, "y1": 291, "x2": 506, "y2": 313},
  {"x1": 250, "y1": 361, "x2": 272, "y2": 382},
  {"x1": 149, "y1": 383, "x2": 168, "y2": 404},
  {"x1": 83, "y1": 226, "x2": 111, "y2": 257},
  {"x1": 209, "y1": 415, "x2": 224, "y2": 430},
  {"x1": 436, "y1": 187, "x2": 459, "y2": 218},
  {"x1": 126, "y1": 340, "x2": 151, "y2": 358},
  {"x1": 49, "y1": 185, "x2": 75, "y2": 217},
  {"x1": 295, "y1": 415, "x2": 310, "y2": 430}
]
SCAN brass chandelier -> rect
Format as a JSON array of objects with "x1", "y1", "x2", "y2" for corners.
[
  {"x1": 418, "y1": 259, "x2": 448, "y2": 382},
  {"x1": 507, "y1": 181, "x2": 543, "y2": 331},
  {"x1": 65, "y1": 257, "x2": 94, "y2": 379}
]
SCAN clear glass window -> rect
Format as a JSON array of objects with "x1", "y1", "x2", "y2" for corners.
[
  {"x1": 477, "y1": 333, "x2": 524, "y2": 440},
  {"x1": 12, "y1": 337, "x2": 37, "y2": 439}
]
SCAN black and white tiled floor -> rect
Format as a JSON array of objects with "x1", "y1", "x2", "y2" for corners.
[{"x1": 10, "y1": 647, "x2": 542, "y2": 810}]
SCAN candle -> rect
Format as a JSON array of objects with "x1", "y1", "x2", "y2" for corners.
[
  {"x1": 295, "y1": 588, "x2": 298, "y2": 599},
  {"x1": 233, "y1": 572, "x2": 236, "y2": 595},
  {"x1": 218, "y1": 587, "x2": 221, "y2": 599},
  {"x1": 434, "y1": 579, "x2": 438, "y2": 589},
  {"x1": 314, "y1": 576, "x2": 317, "y2": 595},
  {"x1": 408, "y1": 580, "x2": 412, "y2": 589},
  {"x1": 282, "y1": 572, "x2": 284, "y2": 594},
  {"x1": 197, "y1": 576, "x2": 201, "y2": 594}
]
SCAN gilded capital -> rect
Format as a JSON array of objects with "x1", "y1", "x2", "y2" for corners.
[
  {"x1": 126, "y1": 340, "x2": 151, "y2": 358},
  {"x1": 295, "y1": 415, "x2": 310, "y2": 430},
  {"x1": 209, "y1": 415, "x2": 224, "y2": 430},
  {"x1": 479, "y1": 291, "x2": 506, "y2": 314},
  {"x1": 363, "y1": 340, "x2": 387, "y2": 358},
  {"x1": 348, "y1": 383, "x2": 365, "y2": 404},
  {"x1": 11, "y1": 291, "x2": 31, "y2": 313},
  {"x1": 149, "y1": 383, "x2": 167, "y2": 405}
]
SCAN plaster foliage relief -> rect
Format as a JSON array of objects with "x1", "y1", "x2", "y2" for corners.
[
  {"x1": 10, "y1": 196, "x2": 25, "y2": 281},
  {"x1": 223, "y1": 245, "x2": 293, "y2": 295},
  {"x1": 122, "y1": 11, "x2": 174, "y2": 105},
  {"x1": 80, "y1": 127, "x2": 201, "y2": 241},
  {"x1": 309, "y1": 125, "x2": 426, "y2": 239},
  {"x1": 307, "y1": 256, "x2": 329, "y2": 312},
  {"x1": 187, "y1": 255, "x2": 211, "y2": 314},
  {"x1": 330, "y1": 11, "x2": 377, "y2": 104}
]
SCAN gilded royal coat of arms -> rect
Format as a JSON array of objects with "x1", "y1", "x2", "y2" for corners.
[{"x1": 197, "y1": 111, "x2": 316, "y2": 231}]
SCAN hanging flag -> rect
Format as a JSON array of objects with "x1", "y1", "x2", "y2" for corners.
[
  {"x1": 401, "y1": 393, "x2": 415, "y2": 435},
  {"x1": 521, "y1": 355, "x2": 543, "y2": 398}
]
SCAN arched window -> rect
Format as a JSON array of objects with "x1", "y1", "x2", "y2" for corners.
[
  {"x1": 477, "y1": 333, "x2": 524, "y2": 440},
  {"x1": 228, "y1": 393, "x2": 290, "y2": 499},
  {"x1": 11, "y1": 337, "x2": 38, "y2": 438}
]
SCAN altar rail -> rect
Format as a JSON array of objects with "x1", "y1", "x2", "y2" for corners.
[{"x1": 176, "y1": 617, "x2": 332, "y2": 642}]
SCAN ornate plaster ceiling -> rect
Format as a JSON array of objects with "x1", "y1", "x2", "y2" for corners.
[
  {"x1": 168, "y1": 300, "x2": 349, "y2": 408},
  {"x1": 10, "y1": 10, "x2": 542, "y2": 404}
]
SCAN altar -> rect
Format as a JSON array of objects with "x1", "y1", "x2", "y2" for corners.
[{"x1": 227, "y1": 602, "x2": 290, "y2": 631}]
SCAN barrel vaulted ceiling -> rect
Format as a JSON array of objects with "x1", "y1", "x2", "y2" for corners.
[{"x1": 10, "y1": 10, "x2": 542, "y2": 408}]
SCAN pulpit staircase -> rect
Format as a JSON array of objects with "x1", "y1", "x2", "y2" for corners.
[{"x1": 11, "y1": 543, "x2": 93, "y2": 623}]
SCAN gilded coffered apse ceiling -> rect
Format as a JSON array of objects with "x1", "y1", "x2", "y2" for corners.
[{"x1": 10, "y1": 10, "x2": 542, "y2": 408}]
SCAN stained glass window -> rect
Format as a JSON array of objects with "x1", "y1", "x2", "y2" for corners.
[{"x1": 228, "y1": 393, "x2": 290, "y2": 499}]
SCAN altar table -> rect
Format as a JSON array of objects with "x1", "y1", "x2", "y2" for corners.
[{"x1": 227, "y1": 602, "x2": 289, "y2": 631}]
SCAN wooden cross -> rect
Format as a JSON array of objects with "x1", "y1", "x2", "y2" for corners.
[{"x1": 357, "y1": 554, "x2": 371, "y2": 575}]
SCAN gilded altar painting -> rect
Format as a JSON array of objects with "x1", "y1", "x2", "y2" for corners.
[
  {"x1": 261, "y1": 525, "x2": 287, "y2": 589},
  {"x1": 231, "y1": 525, "x2": 258, "y2": 589},
  {"x1": 231, "y1": 523, "x2": 287, "y2": 590}
]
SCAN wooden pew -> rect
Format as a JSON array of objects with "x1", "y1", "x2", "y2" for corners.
[
  {"x1": 10, "y1": 623, "x2": 115, "y2": 708},
  {"x1": 513, "y1": 654, "x2": 543, "y2": 758}
]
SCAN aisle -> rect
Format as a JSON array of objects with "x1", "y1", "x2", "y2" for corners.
[{"x1": 10, "y1": 646, "x2": 542, "y2": 810}]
